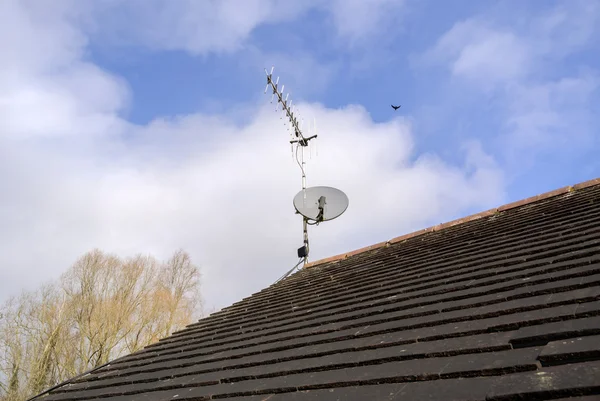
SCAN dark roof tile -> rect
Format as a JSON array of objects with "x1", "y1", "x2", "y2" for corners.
[
  {"x1": 538, "y1": 334, "x2": 600, "y2": 366},
  {"x1": 486, "y1": 360, "x2": 600, "y2": 400},
  {"x1": 509, "y1": 316, "x2": 600, "y2": 348}
]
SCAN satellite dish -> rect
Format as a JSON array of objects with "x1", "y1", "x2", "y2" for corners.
[{"x1": 293, "y1": 186, "x2": 349, "y2": 222}]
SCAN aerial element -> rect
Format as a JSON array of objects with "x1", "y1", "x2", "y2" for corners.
[{"x1": 391, "y1": 104, "x2": 401, "y2": 110}]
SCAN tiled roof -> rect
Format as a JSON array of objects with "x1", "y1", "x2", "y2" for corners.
[
  {"x1": 35, "y1": 178, "x2": 600, "y2": 401},
  {"x1": 304, "y1": 177, "x2": 600, "y2": 268}
]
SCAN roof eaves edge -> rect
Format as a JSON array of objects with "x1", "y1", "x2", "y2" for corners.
[{"x1": 304, "y1": 177, "x2": 600, "y2": 269}]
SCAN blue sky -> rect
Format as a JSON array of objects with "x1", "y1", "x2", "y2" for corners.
[
  {"x1": 88, "y1": 0, "x2": 599, "y2": 197},
  {"x1": 1, "y1": 0, "x2": 599, "y2": 313}
]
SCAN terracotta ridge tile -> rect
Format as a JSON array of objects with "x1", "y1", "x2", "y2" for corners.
[
  {"x1": 496, "y1": 185, "x2": 571, "y2": 212},
  {"x1": 304, "y1": 177, "x2": 599, "y2": 269},
  {"x1": 305, "y1": 241, "x2": 388, "y2": 268},
  {"x1": 573, "y1": 177, "x2": 600, "y2": 190}
]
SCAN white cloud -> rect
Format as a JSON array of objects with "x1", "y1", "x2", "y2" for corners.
[
  {"x1": 1, "y1": 66, "x2": 129, "y2": 140},
  {"x1": 505, "y1": 72, "x2": 599, "y2": 152},
  {"x1": 0, "y1": 0, "x2": 130, "y2": 141},
  {"x1": 90, "y1": 0, "x2": 300, "y2": 54},
  {"x1": 530, "y1": 0, "x2": 600, "y2": 59},
  {"x1": 421, "y1": 19, "x2": 531, "y2": 90},
  {"x1": 423, "y1": 2, "x2": 599, "y2": 85},
  {"x1": 325, "y1": 0, "x2": 406, "y2": 46},
  {"x1": 419, "y1": 2, "x2": 600, "y2": 156},
  {"x1": 81, "y1": 0, "x2": 405, "y2": 56},
  {"x1": 0, "y1": 0, "x2": 86, "y2": 74},
  {"x1": 0, "y1": 103, "x2": 506, "y2": 312},
  {"x1": 454, "y1": 32, "x2": 528, "y2": 87},
  {"x1": 0, "y1": 0, "x2": 505, "y2": 313}
]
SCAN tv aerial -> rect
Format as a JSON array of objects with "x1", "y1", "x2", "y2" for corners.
[{"x1": 264, "y1": 66, "x2": 349, "y2": 283}]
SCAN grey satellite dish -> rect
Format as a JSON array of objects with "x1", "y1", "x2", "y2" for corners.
[{"x1": 293, "y1": 186, "x2": 349, "y2": 222}]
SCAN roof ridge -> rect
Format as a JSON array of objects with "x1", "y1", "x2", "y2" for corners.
[{"x1": 304, "y1": 177, "x2": 600, "y2": 269}]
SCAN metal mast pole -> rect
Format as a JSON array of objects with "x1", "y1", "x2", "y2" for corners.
[{"x1": 301, "y1": 144, "x2": 309, "y2": 265}]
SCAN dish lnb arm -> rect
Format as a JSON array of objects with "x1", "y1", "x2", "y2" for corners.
[{"x1": 316, "y1": 196, "x2": 326, "y2": 222}]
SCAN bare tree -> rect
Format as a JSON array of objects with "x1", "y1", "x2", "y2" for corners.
[
  {"x1": 157, "y1": 250, "x2": 201, "y2": 338},
  {"x1": 0, "y1": 249, "x2": 203, "y2": 401},
  {"x1": 0, "y1": 283, "x2": 68, "y2": 400},
  {"x1": 28, "y1": 285, "x2": 69, "y2": 395},
  {"x1": 0, "y1": 296, "x2": 27, "y2": 401}
]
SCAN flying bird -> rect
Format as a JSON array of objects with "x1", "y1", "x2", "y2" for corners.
[{"x1": 391, "y1": 104, "x2": 401, "y2": 110}]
